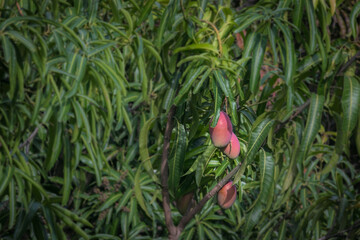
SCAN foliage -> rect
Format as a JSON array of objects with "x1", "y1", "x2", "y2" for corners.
[{"x1": 0, "y1": 0, "x2": 360, "y2": 239}]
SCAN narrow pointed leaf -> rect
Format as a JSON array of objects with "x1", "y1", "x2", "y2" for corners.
[
  {"x1": 134, "y1": 167, "x2": 151, "y2": 218},
  {"x1": 249, "y1": 35, "x2": 266, "y2": 94},
  {"x1": 174, "y1": 43, "x2": 219, "y2": 54},
  {"x1": 174, "y1": 66, "x2": 207, "y2": 105},
  {"x1": 305, "y1": 0, "x2": 316, "y2": 53},
  {"x1": 246, "y1": 116, "x2": 275, "y2": 163},
  {"x1": 350, "y1": 2, "x2": 360, "y2": 39},
  {"x1": 297, "y1": 94, "x2": 325, "y2": 165},
  {"x1": 6, "y1": 30, "x2": 36, "y2": 52},
  {"x1": 195, "y1": 144, "x2": 216, "y2": 185},
  {"x1": 168, "y1": 123, "x2": 186, "y2": 194},
  {"x1": 336, "y1": 77, "x2": 360, "y2": 153},
  {"x1": 139, "y1": 118, "x2": 158, "y2": 182}
]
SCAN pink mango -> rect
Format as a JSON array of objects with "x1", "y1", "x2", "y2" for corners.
[
  {"x1": 222, "y1": 132, "x2": 240, "y2": 159},
  {"x1": 209, "y1": 111, "x2": 233, "y2": 147},
  {"x1": 217, "y1": 181, "x2": 237, "y2": 209}
]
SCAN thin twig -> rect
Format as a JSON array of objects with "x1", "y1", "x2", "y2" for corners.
[
  {"x1": 274, "y1": 99, "x2": 311, "y2": 134},
  {"x1": 160, "y1": 105, "x2": 178, "y2": 238},
  {"x1": 16, "y1": 1, "x2": 23, "y2": 16},
  {"x1": 18, "y1": 127, "x2": 40, "y2": 150},
  {"x1": 199, "y1": 19, "x2": 223, "y2": 57},
  {"x1": 317, "y1": 220, "x2": 360, "y2": 240},
  {"x1": 336, "y1": 50, "x2": 360, "y2": 76}
]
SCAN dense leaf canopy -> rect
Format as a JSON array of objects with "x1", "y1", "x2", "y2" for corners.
[{"x1": 0, "y1": 0, "x2": 359, "y2": 239}]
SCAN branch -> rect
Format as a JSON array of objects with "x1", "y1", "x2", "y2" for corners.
[
  {"x1": 237, "y1": 0, "x2": 259, "y2": 11},
  {"x1": 161, "y1": 105, "x2": 178, "y2": 238},
  {"x1": 199, "y1": 19, "x2": 223, "y2": 57},
  {"x1": 317, "y1": 220, "x2": 360, "y2": 240},
  {"x1": 336, "y1": 50, "x2": 360, "y2": 76},
  {"x1": 274, "y1": 99, "x2": 311, "y2": 134},
  {"x1": 177, "y1": 163, "x2": 241, "y2": 231},
  {"x1": 18, "y1": 127, "x2": 39, "y2": 150},
  {"x1": 0, "y1": 126, "x2": 40, "y2": 152},
  {"x1": 16, "y1": 1, "x2": 24, "y2": 16}
]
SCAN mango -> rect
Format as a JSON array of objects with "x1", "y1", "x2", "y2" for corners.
[
  {"x1": 222, "y1": 132, "x2": 240, "y2": 159},
  {"x1": 176, "y1": 192, "x2": 194, "y2": 215},
  {"x1": 209, "y1": 111, "x2": 233, "y2": 147},
  {"x1": 217, "y1": 181, "x2": 236, "y2": 209}
]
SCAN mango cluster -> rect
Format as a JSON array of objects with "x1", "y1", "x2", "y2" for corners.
[
  {"x1": 209, "y1": 111, "x2": 239, "y2": 209},
  {"x1": 209, "y1": 111, "x2": 240, "y2": 159}
]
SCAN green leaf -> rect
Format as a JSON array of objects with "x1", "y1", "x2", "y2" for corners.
[
  {"x1": 90, "y1": 68, "x2": 113, "y2": 125},
  {"x1": 174, "y1": 43, "x2": 219, "y2": 54},
  {"x1": 194, "y1": 144, "x2": 216, "y2": 185},
  {"x1": 238, "y1": 32, "x2": 258, "y2": 78},
  {"x1": 0, "y1": 16, "x2": 41, "y2": 30},
  {"x1": 65, "y1": 53, "x2": 87, "y2": 99},
  {"x1": 62, "y1": 135, "x2": 72, "y2": 206},
  {"x1": 15, "y1": 168, "x2": 49, "y2": 199},
  {"x1": 258, "y1": 150, "x2": 274, "y2": 205},
  {"x1": 53, "y1": 208, "x2": 90, "y2": 240},
  {"x1": 305, "y1": 0, "x2": 316, "y2": 54},
  {"x1": 350, "y1": 2, "x2": 360, "y2": 39},
  {"x1": 246, "y1": 115, "x2": 275, "y2": 163},
  {"x1": 98, "y1": 193, "x2": 123, "y2": 212},
  {"x1": 0, "y1": 166, "x2": 14, "y2": 197},
  {"x1": 268, "y1": 26, "x2": 279, "y2": 65},
  {"x1": 120, "y1": 8, "x2": 133, "y2": 34},
  {"x1": 193, "y1": 68, "x2": 212, "y2": 94},
  {"x1": 213, "y1": 69, "x2": 230, "y2": 98},
  {"x1": 234, "y1": 14, "x2": 263, "y2": 33},
  {"x1": 74, "y1": 100, "x2": 91, "y2": 143},
  {"x1": 92, "y1": 58, "x2": 127, "y2": 95},
  {"x1": 143, "y1": 38, "x2": 162, "y2": 64},
  {"x1": 7, "y1": 38, "x2": 17, "y2": 100},
  {"x1": 155, "y1": 5, "x2": 170, "y2": 48},
  {"x1": 6, "y1": 30, "x2": 36, "y2": 52},
  {"x1": 138, "y1": 56, "x2": 148, "y2": 101},
  {"x1": 210, "y1": 78, "x2": 222, "y2": 128},
  {"x1": 282, "y1": 146, "x2": 298, "y2": 193},
  {"x1": 244, "y1": 201, "x2": 263, "y2": 235},
  {"x1": 246, "y1": 149, "x2": 275, "y2": 213},
  {"x1": 249, "y1": 35, "x2": 266, "y2": 94},
  {"x1": 321, "y1": 151, "x2": 339, "y2": 175},
  {"x1": 274, "y1": 19, "x2": 295, "y2": 111},
  {"x1": 134, "y1": 167, "x2": 151, "y2": 218},
  {"x1": 45, "y1": 121, "x2": 63, "y2": 171},
  {"x1": 293, "y1": 0, "x2": 304, "y2": 29},
  {"x1": 168, "y1": 122, "x2": 187, "y2": 194},
  {"x1": 88, "y1": 42, "x2": 117, "y2": 57},
  {"x1": 336, "y1": 77, "x2": 360, "y2": 154},
  {"x1": 52, "y1": 204, "x2": 92, "y2": 227},
  {"x1": 297, "y1": 94, "x2": 325, "y2": 167},
  {"x1": 139, "y1": 118, "x2": 158, "y2": 183},
  {"x1": 343, "y1": 76, "x2": 360, "y2": 134},
  {"x1": 43, "y1": 19, "x2": 86, "y2": 50},
  {"x1": 9, "y1": 178, "x2": 16, "y2": 228},
  {"x1": 122, "y1": 106, "x2": 133, "y2": 134},
  {"x1": 116, "y1": 189, "x2": 133, "y2": 213},
  {"x1": 14, "y1": 201, "x2": 41, "y2": 240},
  {"x1": 137, "y1": 0, "x2": 156, "y2": 25},
  {"x1": 174, "y1": 66, "x2": 207, "y2": 105},
  {"x1": 215, "y1": 159, "x2": 229, "y2": 178}
]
